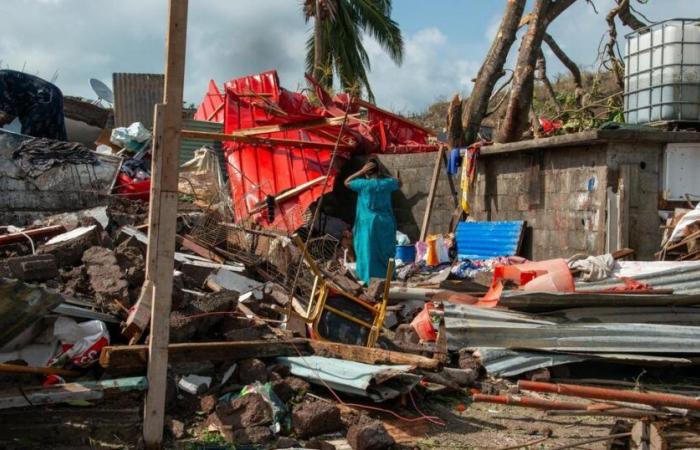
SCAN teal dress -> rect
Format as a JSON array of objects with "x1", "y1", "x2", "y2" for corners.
[{"x1": 347, "y1": 177, "x2": 399, "y2": 284}]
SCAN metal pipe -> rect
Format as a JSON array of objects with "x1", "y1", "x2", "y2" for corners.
[
  {"x1": 472, "y1": 393, "x2": 590, "y2": 411},
  {"x1": 519, "y1": 380, "x2": 700, "y2": 411}
]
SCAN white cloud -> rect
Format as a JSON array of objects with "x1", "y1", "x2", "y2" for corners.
[
  {"x1": 366, "y1": 27, "x2": 481, "y2": 113},
  {"x1": 0, "y1": 0, "x2": 697, "y2": 114}
]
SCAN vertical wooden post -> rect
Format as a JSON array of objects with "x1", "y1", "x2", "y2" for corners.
[
  {"x1": 142, "y1": 1, "x2": 188, "y2": 448},
  {"x1": 420, "y1": 146, "x2": 446, "y2": 242}
]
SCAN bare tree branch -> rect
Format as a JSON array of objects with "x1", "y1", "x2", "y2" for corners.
[
  {"x1": 537, "y1": 49, "x2": 562, "y2": 114},
  {"x1": 543, "y1": 33, "x2": 583, "y2": 106}
]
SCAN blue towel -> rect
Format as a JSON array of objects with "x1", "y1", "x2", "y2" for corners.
[{"x1": 447, "y1": 147, "x2": 461, "y2": 175}]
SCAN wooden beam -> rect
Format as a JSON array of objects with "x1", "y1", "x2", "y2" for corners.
[
  {"x1": 419, "y1": 147, "x2": 446, "y2": 242},
  {"x1": 100, "y1": 339, "x2": 310, "y2": 370},
  {"x1": 307, "y1": 340, "x2": 441, "y2": 371},
  {"x1": 177, "y1": 235, "x2": 225, "y2": 263},
  {"x1": 232, "y1": 116, "x2": 351, "y2": 137},
  {"x1": 141, "y1": 1, "x2": 188, "y2": 447},
  {"x1": 0, "y1": 377, "x2": 147, "y2": 410},
  {"x1": 248, "y1": 176, "x2": 328, "y2": 214},
  {"x1": 179, "y1": 130, "x2": 353, "y2": 149}
]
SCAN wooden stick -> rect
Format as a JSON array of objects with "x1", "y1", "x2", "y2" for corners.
[
  {"x1": 248, "y1": 176, "x2": 328, "y2": 214},
  {"x1": 419, "y1": 147, "x2": 446, "y2": 242},
  {"x1": 0, "y1": 363, "x2": 80, "y2": 378},
  {"x1": 142, "y1": 1, "x2": 189, "y2": 447}
]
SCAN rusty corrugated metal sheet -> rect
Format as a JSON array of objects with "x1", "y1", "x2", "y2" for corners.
[{"x1": 112, "y1": 73, "x2": 164, "y2": 128}]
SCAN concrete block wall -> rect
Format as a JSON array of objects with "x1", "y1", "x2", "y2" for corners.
[
  {"x1": 375, "y1": 152, "x2": 456, "y2": 240},
  {"x1": 470, "y1": 145, "x2": 609, "y2": 260}
]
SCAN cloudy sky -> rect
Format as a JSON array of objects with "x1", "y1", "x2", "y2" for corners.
[{"x1": 0, "y1": 0, "x2": 697, "y2": 113}]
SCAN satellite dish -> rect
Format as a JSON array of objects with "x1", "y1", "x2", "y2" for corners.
[{"x1": 90, "y1": 78, "x2": 114, "y2": 104}]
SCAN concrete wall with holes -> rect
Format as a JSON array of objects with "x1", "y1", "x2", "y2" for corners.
[{"x1": 467, "y1": 133, "x2": 675, "y2": 261}]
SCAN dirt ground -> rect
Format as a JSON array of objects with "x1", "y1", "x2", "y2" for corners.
[{"x1": 0, "y1": 389, "x2": 626, "y2": 450}]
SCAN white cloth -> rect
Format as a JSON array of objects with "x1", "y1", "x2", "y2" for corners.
[{"x1": 567, "y1": 253, "x2": 615, "y2": 282}]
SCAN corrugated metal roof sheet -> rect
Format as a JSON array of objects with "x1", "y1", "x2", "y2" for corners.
[
  {"x1": 500, "y1": 291, "x2": 700, "y2": 313},
  {"x1": 193, "y1": 80, "x2": 225, "y2": 123},
  {"x1": 577, "y1": 263, "x2": 700, "y2": 295},
  {"x1": 180, "y1": 119, "x2": 223, "y2": 166},
  {"x1": 444, "y1": 303, "x2": 700, "y2": 354},
  {"x1": 476, "y1": 348, "x2": 693, "y2": 377},
  {"x1": 455, "y1": 221, "x2": 524, "y2": 260},
  {"x1": 276, "y1": 356, "x2": 420, "y2": 402},
  {"x1": 112, "y1": 73, "x2": 164, "y2": 128}
]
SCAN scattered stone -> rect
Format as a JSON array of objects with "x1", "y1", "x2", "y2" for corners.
[
  {"x1": 305, "y1": 438, "x2": 337, "y2": 450},
  {"x1": 268, "y1": 363, "x2": 292, "y2": 379},
  {"x1": 276, "y1": 436, "x2": 300, "y2": 449},
  {"x1": 114, "y1": 236, "x2": 145, "y2": 290},
  {"x1": 106, "y1": 196, "x2": 148, "y2": 228},
  {"x1": 442, "y1": 367, "x2": 479, "y2": 387},
  {"x1": 38, "y1": 225, "x2": 101, "y2": 267},
  {"x1": 82, "y1": 246, "x2": 129, "y2": 312},
  {"x1": 238, "y1": 358, "x2": 268, "y2": 384},
  {"x1": 272, "y1": 376, "x2": 310, "y2": 403},
  {"x1": 167, "y1": 418, "x2": 186, "y2": 439},
  {"x1": 199, "y1": 394, "x2": 219, "y2": 414},
  {"x1": 0, "y1": 254, "x2": 58, "y2": 282},
  {"x1": 292, "y1": 400, "x2": 342, "y2": 439},
  {"x1": 346, "y1": 421, "x2": 395, "y2": 450},
  {"x1": 215, "y1": 393, "x2": 273, "y2": 429},
  {"x1": 169, "y1": 290, "x2": 239, "y2": 342},
  {"x1": 231, "y1": 426, "x2": 273, "y2": 445}
]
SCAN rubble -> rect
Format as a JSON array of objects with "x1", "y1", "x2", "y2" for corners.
[
  {"x1": 292, "y1": 400, "x2": 343, "y2": 438},
  {"x1": 346, "y1": 421, "x2": 395, "y2": 450}
]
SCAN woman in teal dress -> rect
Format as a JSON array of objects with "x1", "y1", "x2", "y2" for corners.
[{"x1": 344, "y1": 158, "x2": 401, "y2": 284}]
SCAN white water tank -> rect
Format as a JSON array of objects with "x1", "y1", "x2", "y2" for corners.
[{"x1": 625, "y1": 19, "x2": 700, "y2": 125}]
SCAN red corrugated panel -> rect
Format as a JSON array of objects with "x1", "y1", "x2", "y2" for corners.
[
  {"x1": 194, "y1": 80, "x2": 225, "y2": 123},
  {"x1": 199, "y1": 69, "x2": 439, "y2": 233}
]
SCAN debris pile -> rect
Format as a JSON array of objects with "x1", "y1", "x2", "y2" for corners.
[{"x1": 2, "y1": 69, "x2": 700, "y2": 450}]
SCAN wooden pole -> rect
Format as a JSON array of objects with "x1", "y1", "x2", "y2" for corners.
[
  {"x1": 419, "y1": 146, "x2": 446, "y2": 242},
  {"x1": 142, "y1": 1, "x2": 188, "y2": 448}
]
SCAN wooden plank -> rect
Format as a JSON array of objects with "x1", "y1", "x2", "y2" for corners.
[
  {"x1": 248, "y1": 176, "x2": 328, "y2": 214},
  {"x1": 179, "y1": 130, "x2": 353, "y2": 150},
  {"x1": 231, "y1": 116, "x2": 351, "y2": 138},
  {"x1": 307, "y1": 340, "x2": 441, "y2": 371},
  {"x1": 0, "y1": 377, "x2": 147, "y2": 410},
  {"x1": 100, "y1": 339, "x2": 310, "y2": 370},
  {"x1": 419, "y1": 147, "x2": 446, "y2": 242},
  {"x1": 142, "y1": 1, "x2": 189, "y2": 447},
  {"x1": 177, "y1": 235, "x2": 225, "y2": 263}
]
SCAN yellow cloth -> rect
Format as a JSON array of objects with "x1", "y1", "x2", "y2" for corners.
[{"x1": 460, "y1": 152, "x2": 470, "y2": 213}]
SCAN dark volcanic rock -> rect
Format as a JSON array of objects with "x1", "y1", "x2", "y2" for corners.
[
  {"x1": 292, "y1": 400, "x2": 342, "y2": 439},
  {"x1": 346, "y1": 421, "x2": 395, "y2": 450}
]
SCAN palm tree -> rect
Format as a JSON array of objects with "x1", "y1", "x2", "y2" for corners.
[{"x1": 303, "y1": 0, "x2": 404, "y2": 102}]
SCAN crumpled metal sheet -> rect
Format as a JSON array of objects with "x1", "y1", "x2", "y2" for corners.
[
  {"x1": 276, "y1": 355, "x2": 421, "y2": 402},
  {"x1": 577, "y1": 262, "x2": 700, "y2": 296},
  {"x1": 444, "y1": 303, "x2": 700, "y2": 354},
  {"x1": 475, "y1": 348, "x2": 694, "y2": 377},
  {"x1": 195, "y1": 70, "x2": 438, "y2": 233},
  {"x1": 499, "y1": 291, "x2": 700, "y2": 313}
]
